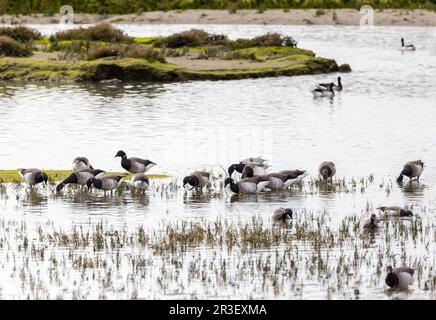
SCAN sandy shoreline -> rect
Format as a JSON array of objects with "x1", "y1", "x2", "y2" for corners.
[{"x1": 1, "y1": 9, "x2": 436, "y2": 26}]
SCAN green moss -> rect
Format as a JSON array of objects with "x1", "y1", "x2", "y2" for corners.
[
  {"x1": 0, "y1": 44, "x2": 347, "y2": 82},
  {"x1": 133, "y1": 37, "x2": 161, "y2": 44},
  {"x1": 0, "y1": 169, "x2": 170, "y2": 183}
]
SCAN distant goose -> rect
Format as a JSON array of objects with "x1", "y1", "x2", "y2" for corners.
[
  {"x1": 318, "y1": 161, "x2": 336, "y2": 180},
  {"x1": 401, "y1": 38, "x2": 416, "y2": 51},
  {"x1": 224, "y1": 176, "x2": 270, "y2": 194},
  {"x1": 115, "y1": 150, "x2": 156, "y2": 174},
  {"x1": 363, "y1": 214, "x2": 378, "y2": 231},
  {"x1": 312, "y1": 83, "x2": 334, "y2": 98},
  {"x1": 377, "y1": 206, "x2": 413, "y2": 217},
  {"x1": 183, "y1": 171, "x2": 210, "y2": 191},
  {"x1": 86, "y1": 175, "x2": 124, "y2": 194},
  {"x1": 72, "y1": 157, "x2": 94, "y2": 171},
  {"x1": 397, "y1": 160, "x2": 424, "y2": 183},
  {"x1": 19, "y1": 168, "x2": 48, "y2": 186},
  {"x1": 130, "y1": 173, "x2": 149, "y2": 193},
  {"x1": 272, "y1": 208, "x2": 293, "y2": 222},
  {"x1": 56, "y1": 169, "x2": 105, "y2": 192},
  {"x1": 317, "y1": 76, "x2": 342, "y2": 91},
  {"x1": 386, "y1": 266, "x2": 415, "y2": 290},
  {"x1": 228, "y1": 162, "x2": 269, "y2": 179},
  {"x1": 263, "y1": 172, "x2": 307, "y2": 191}
]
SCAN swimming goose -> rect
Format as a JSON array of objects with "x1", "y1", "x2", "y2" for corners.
[
  {"x1": 183, "y1": 171, "x2": 210, "y2": 191},
  {"x1": 317, "y1": 77, "x2": 342, "y2": 91},
  {"x1": 385, "y1": 266, "x2": 415, "y2": 290},
  {"x1": 130, "y1": 173, "x2": 149, "y2": 192},
  {"x1": 318, "y1": 161, "x2": 336, "y2": 180},
  {"x1": 312, "y1": 83, "x2": 334, "y2": 98},
  {"x1": 272, "y1": 208, "x2": 293, "y2": 222},
  {"x1": 86, "y1": 175, "x2": 124, "y2": 194},
  {"x1": 401, "y1": 38, "x2": 416, "y2": 51},
  {"x1": 56, "y1": 169, "x2": 105, "y2": 192},
  {"x1": 115, "y1": 150, "x2": 156, "y2": 174},
  {"x1": 377, "y1": 206, "x2": 413, "y2": 217},
  {"x1": 397, "y1": 160, "x2": 424, "y2": 183},
  {"x1": 363, "y1": 214, "x2": 378, "y2": 231},
  {"x1": 228, "y1": 162, "x2": 268, "y2": 179},
  {"x1": 72, "y1": 157, "x2": 94, "y2": 171},
  {"x1": 19, "y1": 168, "x2": 48, "y2": 186},
  {"x1": 224, "y1": 176, "x2": 270, "y2": 194}
]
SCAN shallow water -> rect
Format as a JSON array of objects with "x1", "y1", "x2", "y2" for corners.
[{"x1": 0, "y1": 24, "x2": 435, "y2": 300}]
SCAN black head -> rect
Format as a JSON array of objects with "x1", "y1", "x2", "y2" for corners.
[
  {"x1": 86, "y1": 178, "x2": 95, "y2": 190},
  {"x1": 228, "y1": 163, "x2": 245, "y2": 176},
  {"x1": 284, "y1": 208, "x2": 293, "y2": 219},
  {"x1": 115, "y1": 150, "x2": 127, "y2": 159},
  {"x1": 400, "y1": 209, "x2": 413, "y2": 217},
  {"x1": 401, "y1": 38, "x2": 404, "y2": 45},
  {"x1": 183, "y1": 175, "x2": 199, "y2": 188},
  {"x1": 36, "y1": 172, "x2": 48, "y2": 184},
  {"x1": 321, "y1": 169, "x2": 329, "y2": 179},
  {"x1": 224, "y1": 178, "x2": 234, "y2": 187},
  {"x1": 385, "y1": 267, "x2": 399, "y2": 288},
  {"x1": 370, "y1": 213, "x2": 377, "y2": 221}
]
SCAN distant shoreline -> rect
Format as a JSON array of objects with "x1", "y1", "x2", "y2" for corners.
[{"x1": 1, "y1": 9, "x2": 436, "y2": 26}]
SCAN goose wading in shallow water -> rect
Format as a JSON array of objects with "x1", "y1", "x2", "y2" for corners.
[
  {"x1": 72, "y1": 157, "x2": 94, "y2": 171},
  {"x1": 224, "y1": 176, "x2": 270, "y2": 194},
  {"x1": 363, "y1": 214, "x2": 378, "y2": 231},
  {"x1": 377, "y1": 206, "x2": 413, "y2": 217},
  {"x1": 183, "y1": 171, "x2": 210, "y2": 191},
  {"x1": 317, "y1": 76, "x2": 342, "y2": 92},
  {"x1": 312, "y1": 83, "x2": 334, "y2": 98},
  {"x1": 19, "y1": 168, "x2": 48, "y2": 187},
  {"x1": 277, "y1": 169, "x2": 309, "y2": 184},
  {"x1": 401, "y1": 38, "x2": 416, "y2": 51},
  {"x1": 115, "y1": 150, "x2": 156, "y2": 174},
  {"x1": 271, "y1": 208, "x2": 293, "y2": 222},
  {"x1": 130, "y1": 173, "x2": 149, "y2": 193},
  {"x1": 86, "y1": 175, "x2": 124, "y2": 195},
  {"x1": 263, "y1": 172, "x2": 307, "y2": 191},
  {"x1": 228, "y1": 162, "x2": 269, "y2": 179},
  {"x1": 56, "y1": 169, "x2": 105, "y2": 192},
  {"x1": 318, "y1": 161, "x2": 336, "y2": 180},
  {"x1": 385, "y1": 266, "x2": 415, "y2": 290},
  {"x1": 397, "y1": 160, "x2": 424, "y2": 183}
]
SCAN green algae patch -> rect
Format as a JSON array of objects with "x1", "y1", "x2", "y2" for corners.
[
  {"x1": 0, "y1": 45, "x2": 348, "y2": 82},
  {"x1": 0, "y1": 170, "x2": 170, "y2": 183}
]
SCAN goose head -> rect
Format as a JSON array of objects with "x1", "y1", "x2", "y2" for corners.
[
  {"x1": 400, "y1": 209, "x2": 413, "y2": 217},
  {"x1": 401, "y1": 38, "x2": 404, "y2": 46},
  {"x1": 321, "y1": 168, "x2": 329, "y2": 179},
  {"x1": 115, "y1": 150, "x2": 127, "y2": 159},
  {"x1": 224, "y1": 177, "x2": 234, "y2": 187},
  {"x1": 385, "y1": 265, "x2": 399, "y2": 288},
  {"x1": 228, "y1": 163, "x2": 245, "y2": 176},
  {"x1": 283, "y1": 208, "x2": 293, "y2": 219},
  {"x1": 36, "y1": 172, "x2": 48, "y2": 185},
  {"x1": 183, "y1": 175, "x2": 199, "y2": 189}
]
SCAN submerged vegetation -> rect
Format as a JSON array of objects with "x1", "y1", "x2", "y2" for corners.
[
  {"x1": 0, "y1": 0, "x2": 435, "y2": 15},
  {"x1": 0, "y1": 24, "x2": 350, "y2": 82}
]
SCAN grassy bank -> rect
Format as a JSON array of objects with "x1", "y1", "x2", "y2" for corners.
[
  {"x1": 0, "y1": 25, "x2": 350, "y2": 82},
  {"x1": 1, "y1": 0, "x2": 435, "y2": 15},
  {"x1": 0, "y1": 170, "x2": 170, "y2": 183}
]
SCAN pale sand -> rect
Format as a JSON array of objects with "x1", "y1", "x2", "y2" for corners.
[{"x1": 1, "y1": 9, "x2": 436, "y2": 26}]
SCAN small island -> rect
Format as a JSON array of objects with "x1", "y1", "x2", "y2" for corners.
[{"x1": 0, "y1": 24, "x2": 350, "y2": 82}]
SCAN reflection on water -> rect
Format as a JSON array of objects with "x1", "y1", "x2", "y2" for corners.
[{"x1": 0, "y1": 24, "x2": 435, "y2": 300}]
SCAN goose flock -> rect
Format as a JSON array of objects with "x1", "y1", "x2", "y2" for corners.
[
  {"x1": 15, "y1": 38, "x2": 421, "y2": 292},
  {"x1": 18, "y1": 151, "x2": 423, "y2": 290}
]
